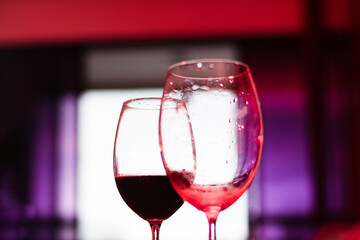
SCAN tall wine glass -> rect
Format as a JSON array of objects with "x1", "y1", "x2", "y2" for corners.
[
  {"x1": 159, "y1": 59, "x2": 264, "y2": 240},
  {"x1": 113, "y1": 97, "x2": 183, "y2": 240}
]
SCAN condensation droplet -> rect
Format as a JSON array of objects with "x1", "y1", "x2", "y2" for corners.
[
  {"x1": 169, "y1": 81, "x2": 174, "y2": 85},
  {"x1": 228, "y1": 76, "x2": 234, "y2": 84},
  {"x1": 219, "y1": 83, "x2": 224, "y2": 87},
  {"x1": 200, "y1": 86, "x2": 210, "y2": 91},
  {"x1": 196, "y1": 62, "x2": 203, "y2": 71},
  {"x1": 257, "y1": 135, "x2": 264, "y2": 143},
  {"x1": 209, "y1": 63, "x2": 214, "y2": 69},
  {"x1": 228, "y1": 118, "x2": 232, "y2": 123},
  {"x1": 233, "y1": 98, "x2": 238, "y2": 103},
  {"x1": 245, "y1": 101, "x2": 249, "y2": 105},
  {"x1": 192, "y1": 85, "x2": 200, "y2": 90},
  {"x1": 238, "y1": 124, "x2": 245, "y2": 130}
]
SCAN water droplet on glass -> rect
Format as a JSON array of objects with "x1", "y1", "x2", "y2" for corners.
[
  {"x1": 219, "y1": 83, "x2": 224, "y2": 87},
  {"x1": 200, "y1": 86, "x2": 210, "y2": 91},
  {"x1": 238, "y1": 124, "x2": 244, "y2": 130},
  {"x1": 245, "y1": 101, "x2": 249, "y2": 105},
  {"x1": 228, "y1": 76, "x2": 234, "y2": 84},
  {"x1": 192, "y1": 85, "x2": 200, "y2": 90},
  {"x1": 169, "y1": 81, "x2": 174, "y2": 85},
  {"x1": 196, "y1": 62, "x2": 203, "y2": 71},
  {"x1": 209, "y1": 63, "x2": 214, "y2": 69},
  {"x1": 228, "y1": 118, "x2": 232, "y2": 123},
  {"x1": 257, "y1": 135, "x2": 264, "y2": 143},
  {"x1": 233, "y1": 98, "x2": 238, "y2": 103}
]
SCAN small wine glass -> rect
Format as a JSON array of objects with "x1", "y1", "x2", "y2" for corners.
[
  {"x1": 159, "y1": 59, "x2": 264, "y2": 240},
  {"x1": 113, "y1": 97, "x2": 183, "y2": 240}
]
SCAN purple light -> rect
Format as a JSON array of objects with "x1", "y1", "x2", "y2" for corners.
[
  {"x1": 259, "y1": 87, "x2": 315, "y2": 217},
  {"x1": 29, "y1": 94, "x2": 77, "y2": 221},
  {"x1": 30, "y1": 100, "x2": 54, "y2": 218},
  {"x1": 55, "y1": 94, "x2": 77, "y2": 221}
]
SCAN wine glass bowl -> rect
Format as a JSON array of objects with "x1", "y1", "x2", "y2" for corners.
[
  {"x1": 113, "y1": 97, "x2": 183, "y2": 240},
  {"x1": 159, "y1": 59, "x2": 264, "y2": 239}
]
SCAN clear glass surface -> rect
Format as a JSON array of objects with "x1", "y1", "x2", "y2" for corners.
[
  {"x1": 113, "y1": 97, "x2": 183, "y2": 240},
  {"x1": 159, "y1": 59, "x2": 264, "y2": 240}
]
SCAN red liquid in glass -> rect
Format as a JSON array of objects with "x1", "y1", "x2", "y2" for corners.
[
  {"x1": 115, "y1": 175, "x2": 183, "y2": 221},
  {"x1": 169, "y1": 170, "x2": 255, "y2": 214}
]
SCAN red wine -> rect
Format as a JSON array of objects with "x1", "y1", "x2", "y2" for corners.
[{"x1": 115, "y1": 175, "x2": 183, "y2": 221}]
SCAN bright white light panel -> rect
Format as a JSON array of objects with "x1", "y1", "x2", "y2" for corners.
[{"x1": 77, "y1": 88, "x2": 249, "y2": 240}]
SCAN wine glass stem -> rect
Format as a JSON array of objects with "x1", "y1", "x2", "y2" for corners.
[
  {"x1": 208, "y1": 218, "x2": 217, "y2": 240},
  {"x1": 150, "y1": 221, "x2": 162, "y2": 240},
  {"x1": 206, "y1": 208, "x2": 219, "y2": 240}
]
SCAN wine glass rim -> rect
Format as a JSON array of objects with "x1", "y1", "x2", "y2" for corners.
[
  {"x1": 122, "y1": 97, "x2": 161, "y2": 110},
  {"x1": 168, "y1": 58, "x2": 250, "y2": 80}
]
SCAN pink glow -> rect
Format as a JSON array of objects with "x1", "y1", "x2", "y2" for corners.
[{"x1": 0, "y1": 0, "x2": 304, "y2": 46}]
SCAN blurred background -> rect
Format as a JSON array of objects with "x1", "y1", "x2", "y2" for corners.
[{"x1": 0, "y1": 0, "x2": 359, "y2": 239}]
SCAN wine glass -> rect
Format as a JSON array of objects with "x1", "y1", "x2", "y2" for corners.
[
  {"x1": 113, "y1": 97, "x2": 183, "y2": 240},
  {"x1": 159, "y1": 59, "x2": 264, "y2": 240}
]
